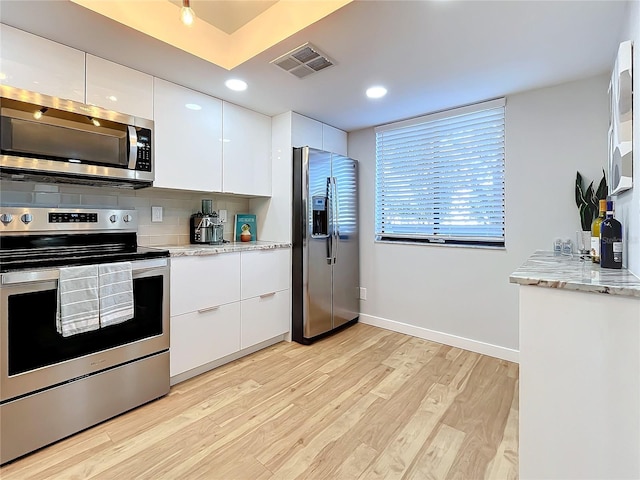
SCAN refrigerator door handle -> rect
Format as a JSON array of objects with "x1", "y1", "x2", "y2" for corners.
[
  {"x1": 332, "y1": 176, "x2": 340, "y2": 264},
  {"x1": 326, "y1": 235, "x2": 333, "y2": 265}
]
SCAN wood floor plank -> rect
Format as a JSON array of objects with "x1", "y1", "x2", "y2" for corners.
[
  {"x1": 0, "y1": 323, "x2": 519, "y2": 480},
  {"x1": 405, "y1": 424, "x2": 466, "y2": 480},
  {"x1": 332, "y1": 443, "x2": 379, "y2": 479},
  {"x1": 440, "y1": 356, "x2": 517, "y2": 480},
  {"x1": 0, "y1": 432, "x2": 113, "y2": 480},
  {"x1": 259, "y1": 363, "x2": 392, "y2": 471},
  {"x1": 269, "y1": 393, "x2": 380, "y2": 480},
  {"x1": 359, "y1": 383, "x2": 459, "y2": 480},
  {"x1": 485, "y1": 379, "x2": 519, "y2": 480}
]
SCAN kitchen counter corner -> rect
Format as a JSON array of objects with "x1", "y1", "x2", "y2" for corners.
[{"x1": 509, "y1": 250, "x2": 640, "y2": 297}]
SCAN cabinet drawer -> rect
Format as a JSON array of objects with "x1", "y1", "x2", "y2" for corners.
[
  {"x1": 241, "y1": 289, "x2": 290, "y2": 349},
  {"x1": 170, "y1": 302, "x2": 241, "y2": 377},
  {"x1": 171, "y1": 253, "x2": 240, "y2": 316},
  {"x1": 241, "y1": 249, "x2": 290, "y2": 300}
]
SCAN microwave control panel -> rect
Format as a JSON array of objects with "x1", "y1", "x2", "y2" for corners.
[{"x1": 135, "y1": 128, "x2": 152, "y2": 172}]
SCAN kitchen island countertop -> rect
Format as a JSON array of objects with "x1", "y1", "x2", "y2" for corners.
[
  {"x1": 509, "y1": 250, "x2": 640, "y2": 297},
  {"x1": 152, "y1": 241, "x2": 291, "y2": 257}
]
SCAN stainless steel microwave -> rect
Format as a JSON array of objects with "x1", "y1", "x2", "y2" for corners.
[{"x1": 0, "y1": 86, "x2": 154, "y2": 188}]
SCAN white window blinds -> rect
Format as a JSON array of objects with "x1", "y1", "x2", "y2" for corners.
[{"x1": 375, "y1": 98, "x2": 505, "y2": 247}]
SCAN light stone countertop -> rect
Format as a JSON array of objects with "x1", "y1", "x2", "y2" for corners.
[
  {"x1": 152, "y1": 241, "x2": 291, "y2": 257},
  {"x1": 509, "y1": 250, "x2": 640, "y2": 298}
]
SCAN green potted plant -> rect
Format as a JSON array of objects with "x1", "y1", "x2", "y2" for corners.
[{"x1": 575, "y1": 170, "x2": 607, "y2": 252}]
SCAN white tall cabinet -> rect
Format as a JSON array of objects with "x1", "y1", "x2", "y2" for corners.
[
  {"x1": 0, "y1": 24, "x2": 85, "y2": 102},
  {"x1": 153, "y1": 78, "x2": 223, "y2": 191},
  {"x1": 222, "y1": 102, "x2": 272, "y2": 196}
]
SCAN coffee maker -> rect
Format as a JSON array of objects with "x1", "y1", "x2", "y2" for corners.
[{"x1": 190, "y1": 200, "x2": 224, "y2": 245}]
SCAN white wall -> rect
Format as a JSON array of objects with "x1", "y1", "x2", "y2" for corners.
[
  {"x1": 350, "y1": 75, "x2": 609, "y2": 359},
  {"x1": 615, "y1": 0, "x2": 640, "y2": 275}
]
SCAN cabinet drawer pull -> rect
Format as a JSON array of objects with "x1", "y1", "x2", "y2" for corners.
[
  {"x1": 198, "y1": 305, "x2": 220, "y2": 314},
  {"x1": 259, "y1": 291, "x2": 276, "y2": 299}
]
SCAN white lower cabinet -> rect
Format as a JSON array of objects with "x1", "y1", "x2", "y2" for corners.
[
  {"x1": 169, "y1": 248, "x2": 291, "y2": 383},
  {"x1": 170, "y1": 302, "x2": 240, "y2": 377},
  {"x1": 241, "y1": 290, "x2": 290, "y2": 350}
]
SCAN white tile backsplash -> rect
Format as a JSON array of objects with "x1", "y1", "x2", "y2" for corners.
[
  {"x1": 0, "y1": 180, "x2": 251, "y2": 246},
  {"x1": 34, "y1": 192, "x2": 61, "y2": 205}
]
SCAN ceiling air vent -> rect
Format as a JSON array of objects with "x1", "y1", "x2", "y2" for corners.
[{"x1": 271, "y1": 43, "x2": 335, "y2": 79}]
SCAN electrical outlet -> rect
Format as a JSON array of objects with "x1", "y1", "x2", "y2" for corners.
[
  {"x1": 151, "y1": 206, "x2": 163, "y2": 222},
  {"x1": 359, "y1": 287, "x2": 367, "y2": 300},
  {"x1": 219, "y1": 209, "x2": 228, "y2": 222}
]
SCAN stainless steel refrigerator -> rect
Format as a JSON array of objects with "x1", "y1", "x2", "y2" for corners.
[{"x1": 292, "y1": 146, "x2": 359, "y2": 344}]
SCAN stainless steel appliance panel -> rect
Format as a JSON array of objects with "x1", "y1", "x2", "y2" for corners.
[
  {"x1": 331, "y1": 155, "x2": 359, "y2": 328},
  {"x1": 0, "y1": 351, "x2": 169, "y2": 464},
  {"x1": 0, "y1": 86, "x2": 154, "y2": 187},
  {"x1": 292, "y1": 147, "x2": 359, "y2": 344},
  {"x1": 0, "y1": 258, "x2": 170, "y2": 402},
  {"x1": 305, "y1": 149, "x2": 333, "y2": 338}
]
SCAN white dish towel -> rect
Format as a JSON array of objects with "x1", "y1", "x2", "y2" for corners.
[
  {"x1": 57, "y1": 265, "x2": 100, "y2": 337},
  {"x1": 98, "y1": 262, "x2": 134, "y2": 327}
]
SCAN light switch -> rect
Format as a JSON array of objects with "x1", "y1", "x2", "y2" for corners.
[{"x1": 151, "y1": 206, "x2": 163, "y2": 222}]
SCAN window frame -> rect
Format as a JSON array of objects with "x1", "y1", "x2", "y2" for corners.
[{"x1": 374, "y1": 98, "x2": 506, "y2": 249}]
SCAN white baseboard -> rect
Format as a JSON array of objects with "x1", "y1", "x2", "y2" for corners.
[{"x1": 359, "y1": 314, "x2": 519, "y2": 363}]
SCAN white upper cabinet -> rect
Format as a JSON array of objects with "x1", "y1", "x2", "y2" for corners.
[
  {"x1": 292, "y1": 112, "x2": 323, "y2": 150},
  {"x1": 85, "y1": 54, "x2": 153, "y2": 119},
  {"x1": 322, "y1": 124, "x2": 348, "y2": 156},
  {"x1": 153, "y1": 78, "x2": 223, "y2": 192},
  {"x1": 222, "y1": 102, "x2": 272, "y2": 196},
  {"x1": 291, "y1": 112, "x2": 347, "y2": 155},
  {"x1": 0, "y1": 24, "x2": 85, "y2": 102}
]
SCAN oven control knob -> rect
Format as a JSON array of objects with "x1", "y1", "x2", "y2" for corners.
[
  {"x1": 109, "y1": 214, "x2": 118, "y2": 223},
  {"x1": 123, "y1": 214, "x2": 133, "y2": 223},
  {"x1": 21, "y1": 213, "x2": 33, "y2": 224},
  {"x1": 0, "y1": 213, "x2": 13, "y2": 225}
]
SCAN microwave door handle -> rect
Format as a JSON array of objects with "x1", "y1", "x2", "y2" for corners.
[{"x1": 127, "y1": 126, "x2": 138, "y2": 170}]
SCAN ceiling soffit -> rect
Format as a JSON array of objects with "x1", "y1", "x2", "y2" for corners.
[
  {"x1": 167, "y1": 0, "x2": 277, "y2": 35},
  {"x1": 69, "y1": 0, "x2": 352, "y2": 71}
]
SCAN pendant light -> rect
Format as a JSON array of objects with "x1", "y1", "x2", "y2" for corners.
[{"x1": 180, "y1": 0, "x2": 195, "y2": 26}]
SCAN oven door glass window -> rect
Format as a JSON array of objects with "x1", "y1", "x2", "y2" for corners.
[{"x1": 7, "y1": 275, "x2": 164, "y2": 376}]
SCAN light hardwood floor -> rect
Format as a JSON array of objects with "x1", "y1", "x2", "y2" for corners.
[{"x1": 0, "y1": 323, "x2": 519, "y2": 479}]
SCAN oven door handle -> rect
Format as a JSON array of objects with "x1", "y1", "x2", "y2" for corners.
[{"x1": 1, "y1": 258, "x2": 168, "y2": 285}]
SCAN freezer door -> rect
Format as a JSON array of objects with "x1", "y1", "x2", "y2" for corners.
[
  {"x1": 331, "y1": 154, "x2": 359, "y2": 327},
  {"x1": 304, "y1": 148, "x2": 334, "y2": 338}
]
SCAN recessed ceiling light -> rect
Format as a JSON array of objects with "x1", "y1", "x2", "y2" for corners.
[
  {"x1": 107, "y1": 95, "x2": 118, "y2": 102},
  {"x1": 366, "y1": 86, "x2": 387, "y2": 99},
  {"x1": 225, "y1": 79, "x2": 248, "y2": 91},
  {"x1": 185, "y1": 103, "x2": 202, "y2": 110}
]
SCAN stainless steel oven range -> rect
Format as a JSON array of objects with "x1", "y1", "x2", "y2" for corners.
[{"x1": 0, "y1": 207, "x2": 170, "y2": 464}]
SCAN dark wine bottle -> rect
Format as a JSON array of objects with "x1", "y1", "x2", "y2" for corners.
[{"x1": 600, "y1": 199, "x2": 623, "y2": 269}]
